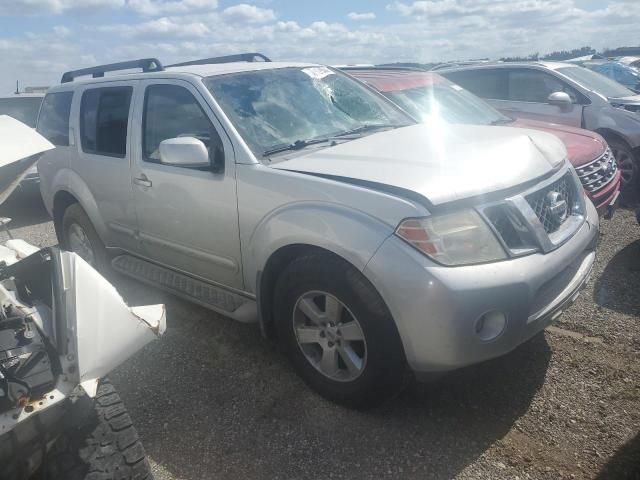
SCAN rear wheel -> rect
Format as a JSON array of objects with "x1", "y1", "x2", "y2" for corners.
[
  {"x1": 61, "y1": 204, "x2": 109, "y2": 271},
  {"x1": 273, "y1": 253, "x2": 408, "y2": 408}
]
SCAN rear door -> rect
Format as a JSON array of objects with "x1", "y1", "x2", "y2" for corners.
[
  {"x1": 73, "y1": 81, "x2": 140, "y2": 252},
  {"x1": 129, "y1": 79, "x2": 243, "y2": 289}
]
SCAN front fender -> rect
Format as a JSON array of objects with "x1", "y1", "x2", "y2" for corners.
[
  {"x1": 585, "y1": 104, "x2": 640, "y2": 148},
  {"x1": 245, "y1": 201, "x2": 394, "y2": 293}
]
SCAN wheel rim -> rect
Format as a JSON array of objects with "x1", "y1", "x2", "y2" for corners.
[
  {"x1": 612, "y1": 146, "x2": 635, "y2": 186},
  {"x1": 292, "y1": 290, "x2": 367, "y2": 382},
  {"x1": 67, "y1": 223, "x2": 96, "y2": 266}
]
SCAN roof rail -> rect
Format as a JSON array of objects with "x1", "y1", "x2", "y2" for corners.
[
  {"x1": 167, "y1": 53, "x2": 271, "y2": 68},
  {"x1": 61, "y1": 58, "x2": 164, "y2": 83}
]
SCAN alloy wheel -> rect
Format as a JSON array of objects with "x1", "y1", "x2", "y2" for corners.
[
  {"x1": 612, "y1": 145, "x2": 636, "y2": 186},
  {"x1": 292, "y1": 290, "x2": 367, "y2": 382}
]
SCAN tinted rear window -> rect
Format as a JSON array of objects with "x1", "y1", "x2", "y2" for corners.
[
  {"x1": 0, "y1": 97, "x2": 43, "y2": 128},
  {"x1": 80, "y1": 87, "x2": 132, "y2": 157},
  {"x1": 36, "y1": 92, "x2": 72, "y2": 146}
]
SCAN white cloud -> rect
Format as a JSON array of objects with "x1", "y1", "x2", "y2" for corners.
[
  {"x1": 0, "y1": 0, "x2": 124, "y2": 15},
  {"x1": 127, "y1": 0, "x2": 217, "y2": 16},
  {"x1": 2, "y1": 0, "x2": 640, "y2": 94},
  {"x1": 348, "y1": 12, "x2": 376, "y2": 21},
  {"x1": 53, "y1": 25, "x2": 71, "y2": 35},
  {"x1": 100, "y1": 16, "x2": 210, "y2": 37},
  {"x1": 223, "y1": 3, "x2": 275, "y2": 23}
]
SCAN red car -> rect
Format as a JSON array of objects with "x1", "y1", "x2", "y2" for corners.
[{"x1": 343, "y1": 68, "x2": 621, "y2": 217}]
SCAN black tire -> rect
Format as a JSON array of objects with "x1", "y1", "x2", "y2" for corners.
[
  {"x1": 609, "y1": 137, "x2": 639, "y2": 204},
  {"x1": 44, "y1": 379, "x2": 152, "y2": 480},
  {"x1": 61, "y1": 203, "x2": 109, "y2": 271},
  {"x1": 273, "y1": 253, "x2": 408, "y2": 408}
]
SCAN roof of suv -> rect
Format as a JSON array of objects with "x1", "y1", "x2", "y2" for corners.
[
  {"x1": 49, "y1": 61, "x2": 318, "y2": 92},
  {"x1": 343, "y1": 68, "x2": 445, "y2": 92},
  {"x1": 164, "y1": 61, "x2": 315, "y2": 77}
]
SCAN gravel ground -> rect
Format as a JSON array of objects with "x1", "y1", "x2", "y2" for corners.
[{"x1": 2, "y1": 186, "x2": 639, "y2": 480}]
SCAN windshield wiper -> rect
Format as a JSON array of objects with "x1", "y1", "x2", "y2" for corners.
[
  {"x1": 490, "y1": 118, "x2": 514, "y2": 126},
  {"x1": 263, "y1": 138, "x2": 332, "y2": 157},
  {"x1": 262, "y1": 124, "x2": 402, "y2": 157},
  {"x1": 332, "y1": 123, "x2": 400, "y2": 138}
]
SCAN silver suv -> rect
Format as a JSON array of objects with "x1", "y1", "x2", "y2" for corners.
[
  {"x1": 37, "y1": 55, "x2": 599, "y2": 407},
  {"x1": 439, "y1": 62, "x2": 640, "y2": 198}
]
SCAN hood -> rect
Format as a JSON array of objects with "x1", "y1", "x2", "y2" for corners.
[
  {"x1": 609, "y1": 95, "x2": 640, "y2": 114},
  {"x1": 510, "y1": 118, "x2": 606, "y2": 167},
  {"x1": 609, "y1": 94, "x2": 640, "y2": 105},
  {"x1": 271, "y1": 123, "x2": 566, "y2": 206},
  {"x1": 0, "y1": 115, "x2": 54, "y2": 204}
]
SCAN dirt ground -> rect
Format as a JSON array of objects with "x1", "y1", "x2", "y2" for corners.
[{"x1": 3, "y1": 186, "x2": 639, "y2": 480}]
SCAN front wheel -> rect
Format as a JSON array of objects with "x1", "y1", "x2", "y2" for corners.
[
  {"x1": 609, "y1": 138, "x2": 638, "y2": 204},
  {"x1": 273, "y1": 253, "x2": 408, "y2": 408},
  {"x1": 43, "y1": 379, "x2": 152, "y2": 480}
]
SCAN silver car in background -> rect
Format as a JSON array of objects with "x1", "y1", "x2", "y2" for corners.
[
  {"x1": 37, "y1": 57, "x2": 599, "y2": 407},
  {"x1": 440, "y1": 62, "x2": 640, "y2": 198}
]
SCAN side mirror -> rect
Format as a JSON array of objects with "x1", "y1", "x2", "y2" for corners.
[
  {"x1": 159, "y1": 137, "x2": 210, "y2": 168},
  {"x1": 547, "y1": 91, "x2": 572, "y2": 108}
]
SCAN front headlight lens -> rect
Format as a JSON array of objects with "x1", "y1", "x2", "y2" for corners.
[{"x1": 395, "y1": 209, "x2": 507, "y2": 266}]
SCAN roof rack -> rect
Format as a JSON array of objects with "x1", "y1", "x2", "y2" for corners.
[
  {"x1": 167, "y1": 53, "x2": 271, "y2": 68},
  {"x1": 61, "y1": 58, "x2": 164, "y2": 83}
]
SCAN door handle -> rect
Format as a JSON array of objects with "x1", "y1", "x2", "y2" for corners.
[{"x1": 133, "y1": 174, "x2": 152, "y2": 188}]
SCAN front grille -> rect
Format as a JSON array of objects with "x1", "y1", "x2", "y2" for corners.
[
  {"x1": 526, "y1": 173, "x2": 575, "y2": 234},
  {"x1": 575, "y1": 147, "x2": 617, "y2": 193},
  {"x1": 485, "y1": 206, "x2": 526, "y2": 250}
]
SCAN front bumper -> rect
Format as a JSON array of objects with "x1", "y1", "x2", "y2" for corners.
[
  {"x1": 589, "y1": 169, "x2": 620, "y2": 218},
  {"x1": 363, "y1": 200, "x2": 599, "y2": 373}
]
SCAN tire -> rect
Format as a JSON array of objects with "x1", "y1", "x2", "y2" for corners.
[
  {"x1": 61, "y1": 203, "x2": 109, "y2": 271},
  {"x1": 43, "y1": 379, "x2": 152, "y2": 480},
  {"x1": 273, "y1": 253, "x2": 408, "y2": 408},
  {"x1": 609, "y1": 138, "x2": 639, "y2": 204}
]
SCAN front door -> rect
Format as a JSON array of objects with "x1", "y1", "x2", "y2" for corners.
[
  {"x1": 489, "y1": 68, "x2": 584, "y2": 127},
  {"x1": 130, "y1": 79, "x2": 243, "y2": 289}
]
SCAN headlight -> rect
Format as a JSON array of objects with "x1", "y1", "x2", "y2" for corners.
[{"x1": 395, "y1": 209, "x2": 507, "y2": 266}]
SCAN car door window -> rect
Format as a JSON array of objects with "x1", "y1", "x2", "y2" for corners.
[
  {"x1": 142, "y1": 84, "x2": 223, "y2": 168},
  {"x1": 442, "y1": 69, "x2": 508, "y2": 100},
  {"x1": 80, "y1": 87, "x2": 132, "y2": 157},
  {"x1": 507, "y1": 69, "x2": 578, "y2": 103}
]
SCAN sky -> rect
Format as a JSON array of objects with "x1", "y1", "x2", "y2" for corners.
[{"x1": 0, "y1": 0, "x2": 638, "y2": 94}]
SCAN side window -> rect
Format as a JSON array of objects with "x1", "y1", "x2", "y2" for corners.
[
  {"x1": 507, "y1": 69, "x2": 578, "y2": 103},
  {"x1": 142, "y1": 84, "x2": 223, "y2": 168},
  {"x1": 80, "y1": 87, "x2": 132, "y2": 158},
  {"x1": 36, "y1": 92, "x2": 73, "y2": 146},
  {"x1": 444, "y1": 69, "x2": 508, "y2": 100}
]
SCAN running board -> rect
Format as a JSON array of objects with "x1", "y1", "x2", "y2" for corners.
[{"x1": 111, "y1": 255, "x2": 257, "y2": 323}]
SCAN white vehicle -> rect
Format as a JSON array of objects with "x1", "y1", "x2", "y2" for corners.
[
  {"x1": 0, "y1": 93, "x2": 45, "y2": 186},
  {"x1": 0, "y1": 115, "x2": 164, "y2": 479}
]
